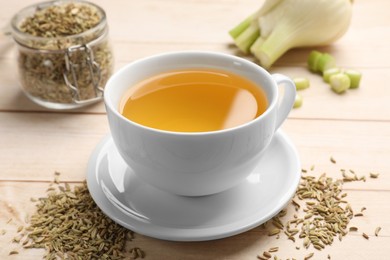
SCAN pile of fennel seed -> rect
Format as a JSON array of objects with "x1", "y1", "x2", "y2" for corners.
[
  {"x1": 9, "y1": 173, "x2": 144, "y2": 260},
  {"x1": 257, "y1": 157, "x2": 381, "y2": 260}
]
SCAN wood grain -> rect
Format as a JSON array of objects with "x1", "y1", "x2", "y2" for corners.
[
  {"x1": 0, "y1": 0, "x2": 389, "y2": 259},
  {"x1": 0, "y1": 182, "x2": 388, "y2": 259}
]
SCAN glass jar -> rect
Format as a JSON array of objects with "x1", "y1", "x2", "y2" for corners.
[{"x1": 10, "y1": 0, "x2": 114, "y2": 110}]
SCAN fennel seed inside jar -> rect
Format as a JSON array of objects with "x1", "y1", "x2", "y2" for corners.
[{"x1": 11, "y1": 0, "x2": 114, "y2": 109}]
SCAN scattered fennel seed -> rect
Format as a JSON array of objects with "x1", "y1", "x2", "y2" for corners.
[
  {"x1": 369, "y1": 173, "x2": 379, "y2": 178},
  {"x1": 375, "y1": 227, "x2": 381, "y2": 236},
  {"x1": 330, "y1": 156, "x2": 336, "y2": 164},
  {"x1": 268, "y1": 228, "x2": 281, "y2": 236},
  {"x1": 265, "y1": 158, "x2": 379, "y2": 260},
  {"x1": 17, "y1": 226, "x2": 24, "y2": 233},
  {"x1": 13, "y1": 173, "x2": 140, "y2": 259},
  {"x1": 129, "y1": 247, "x2": 145, "y2": 259},
  {"x1": 349, "y1": 227, "x2": 358, "y2": 232},
  {"x1": 9, "y1": 250, "x2": 19, "y2": 255},
  {"x1": 263, "y1": 251, "x2": 272, "y2": 258}
]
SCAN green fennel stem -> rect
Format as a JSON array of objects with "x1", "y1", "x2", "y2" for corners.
[
  {"x1": 234, "y1": 22, "x2": 260, "y2": 54},
  {"x1": 229, "y1": 14, "x2": 254, "y2": 39},
  {"x1": 251, "y1": 24, "x2": 294, "y2": 68},
  {"x1": 229, "y1": 0, "x2": 353, "y2": 69},
  {"x1": 250, "y1": 37, "x2": 265, "y2": 54}
]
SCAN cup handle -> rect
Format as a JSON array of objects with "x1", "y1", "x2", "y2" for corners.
[{"x1": 271, "y1": 73, "x2": 296, "y2": 131}]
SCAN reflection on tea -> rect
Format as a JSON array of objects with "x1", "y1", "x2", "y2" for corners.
[{"x1": 120, "y1": 68, "x2": 268, "y2": 132}]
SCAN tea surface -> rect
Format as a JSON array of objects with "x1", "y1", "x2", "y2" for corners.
[{"x1": 120, "y1": 69, "x2": 267, "y2": 132}]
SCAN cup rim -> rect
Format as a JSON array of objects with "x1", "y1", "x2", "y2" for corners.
[{"x1": 104, "y1": 51, "x2": 279, "y2": 136}]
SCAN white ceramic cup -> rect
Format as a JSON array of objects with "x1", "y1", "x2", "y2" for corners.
[{"x1": 104, "y1": 51, "x2": 296, "y2": 196}]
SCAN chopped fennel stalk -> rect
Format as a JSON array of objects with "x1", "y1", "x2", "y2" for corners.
[
  {"x1": 308, "y1": 50, "x2": 336, "y2": 73},
  {"x1": 344, "y1": 70, "x2": 362, "y2": 88},
  {"x1": 323, "y1": 68, "x2": 342, "y2": 83},
  {"x1": 317, "y1": 53, "x2": 336, "y2": 73},
  {"x1": 293, "y1": 77, "x2": 310, "y2": 90},
  {"x1": 293, "y1": 94, "x2": 303, "y2": 108},
  {"x1": 308, "y1": 51, "x2": 323, "y2": 72},
  {"x1": 330, "y1": 73, "x2": 350, "y2": 93}
]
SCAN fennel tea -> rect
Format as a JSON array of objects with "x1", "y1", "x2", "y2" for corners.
[{"x1": 119, "y1": 68, "x2": 268, "y2": 132}]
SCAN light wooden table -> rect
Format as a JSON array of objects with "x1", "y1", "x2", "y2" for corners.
[{"x1": 1, "y1": 0, "x2": 389, "y2": 259}]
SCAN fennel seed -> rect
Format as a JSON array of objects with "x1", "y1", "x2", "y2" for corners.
[
  {"x1": 369, "y1": 173, "x2": 379, "y2": 178},
  {"x1": 15, "y1": 1, "x2": 113, "y2": 104},
  {"x1": 129, "y1": 247, "x2": 145, "y2": 259},
  {"x1": 14, "y1": 174, "x2": 140, "y2": 259},
  {"x1": 263, "y1": 251, "x2": 272, "y2": 258},
  {"x1": 17, "y1": 226, "x2": 24, "y2": 233},
  {"x1": 375, "y1": 227, "x2": 381, "y2": 236},
  {"x1": 272, "y1": 220, "x2": 284, "y2": 229},
  {"x1": 9, "y1": 250, "x2": 19, "y2": 255},
  {"x1": 260, "y1": 157, "x2": 379, "y2": 260},
  {"x1": 268, "y1": 228, "x2": 281, "y2": 236},
  {"x1": 349, "y1": 227, "x2": 358, "y2": 232},
  {"x1": 12, "y1": 236, "x2": 21, "y2": 243}
]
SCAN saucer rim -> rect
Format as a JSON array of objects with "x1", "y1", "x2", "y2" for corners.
[{"x1": 86, "y1": 130, "x2": 301, "y2": 241}]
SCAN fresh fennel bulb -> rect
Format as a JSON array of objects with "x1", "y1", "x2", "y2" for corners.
[{"x1": 229, "y1": 0, "x2": 353, "y2": 69}]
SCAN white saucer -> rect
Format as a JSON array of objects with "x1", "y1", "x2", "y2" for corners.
[{"x1": 86, "y1": 130, "x2": 301, "y2": 241}]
